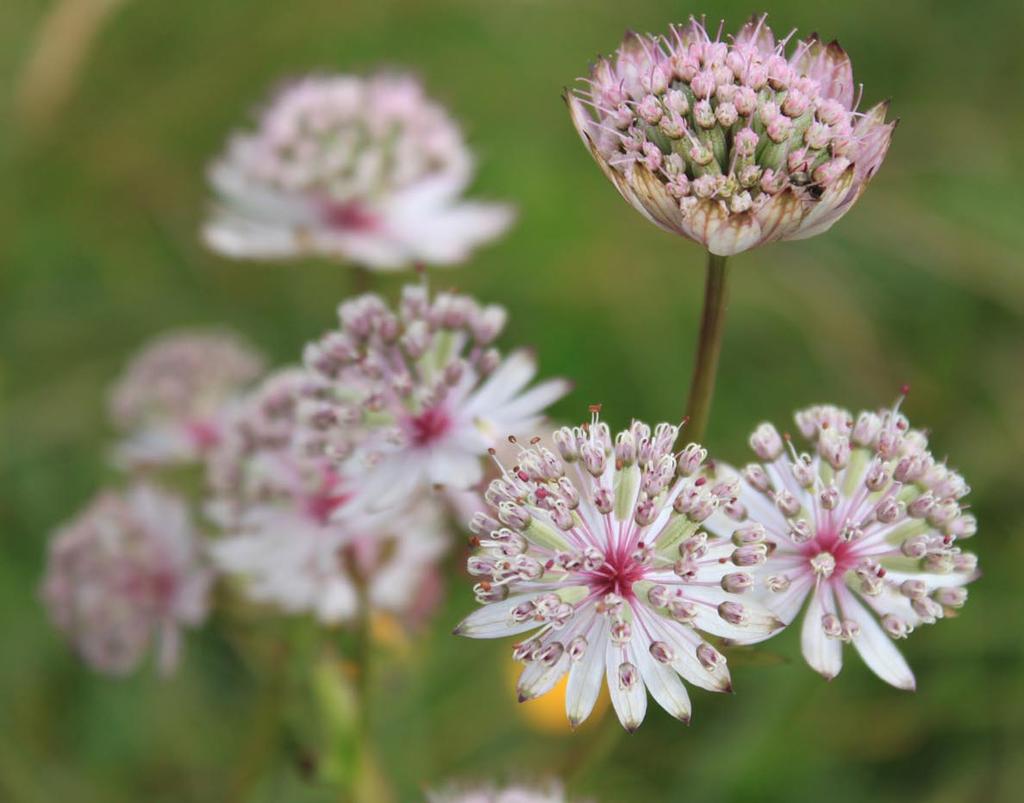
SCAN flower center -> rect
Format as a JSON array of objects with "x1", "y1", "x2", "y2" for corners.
[
  {"x1": 802, "y1": 528, "x2": 856, "y2": 580},
  {"x1": 305, "y1": 468, "x2": 350, "y2": 525},
  {"x1": 587, "y1": 549, "x2": 647, "y2": 600},
  {"x1": 405, "y1": 407, "x2": 452, "y2": 447},
  {"x1": 186, "y1": 419, "x2": 221, "y2": 451},
  {"x1": 320, "y1": 199, "x2": 379, "y2": 232}
]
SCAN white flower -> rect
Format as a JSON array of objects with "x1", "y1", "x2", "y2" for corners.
[
  {"x1": 703, "y1": 398, "x2": 978, "y2": 689},
  {"x1": 455, "y1": 409, "x2": 782, "y2": 731},
  {"x1": 204, "y1": 73, "x2": 514, "y2": 270},
  {"x1": 41, "y1": 484, "x2": 213, "y2": 676},
  {"x1": 207, "y1": 369, "x2": 447, "y2": 623},
  {"x1": 109, "y1": 328, "x2": 263, "y2": 468},
  {"x1": 299, "y1": 284, "x2": 569, "y2": 509},
  {"x1": 428, "y1": 780, "x2": 578, "y2": 803}
]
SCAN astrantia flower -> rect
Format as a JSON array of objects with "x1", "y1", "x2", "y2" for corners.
[
  {"x1": 454, "y1": 410, "x2": 783, "y2": 731},
  {"x1": 703, "y1": 399, "x2": 978, "y2": 689},
  {"x1": 41, "y1": 484, "x2": 213, "y2": 676},
  {"x1": 299, "y1": 284, "x2": 569, "y2": 509},
  {"x1": 566, "y1": 14, "x2": 895, "y2": 256},
  {"x1": 204, "y1": 73, "x2": 514, "y2": 270},
  {"x1": 207, "y1": 369, "x2": 447, "y2": 623},
  {"x1": 110, "y1": 329, "x2": 264, "y2": 468},
  {"x1": 428, "y1": 780, "x2": 576, "y2": 803}
]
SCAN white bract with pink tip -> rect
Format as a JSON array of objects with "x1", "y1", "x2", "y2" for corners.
[
  {"x1": 207, "y1": 369, "x2": 447, "y2": 624},
  {"x1": 299, "y1": 284, "x2": 570, "y2": 510},
  {"x1": 703, "y1": 399, "x2": 978, "y2": 689},
  {"x1": 455, "y1": 410, "x2": 782, "y2": 731},
  {"x1": 41, "y1": 484, "x2": 213, "y2": 676},
  {"x1": 204, "y1": 73, "x2": 514, "y2": 270},
  {"x1": 566, "y1": 14, "x2": 895, "y2": 256}
]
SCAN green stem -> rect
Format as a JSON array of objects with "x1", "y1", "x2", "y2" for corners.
[
  {"x1": 351, "y1": 266, "x2": 372, "y2": 295},
  {"x1": 684, "y1": 252, "x2": 730, "y2": 443}
]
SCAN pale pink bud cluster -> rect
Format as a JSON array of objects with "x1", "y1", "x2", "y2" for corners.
[
  {"x1": 566, "y1": 14, "x2": 895, "y2": 255},
  {"x1": 207, "y1": 369, "x2": 447, "y2": 624},
  {"x1": 109, "y1": 329, "x2": 264, "y2": 468},
  {"x1": 40, "y1": 484, "x2": 213, "y2": 676},
  {"x1": 455, "y1": 409, "x2": 782, "y2": 731},
  {"x1": 299, "y1": 282, "x2": 569, "y2": 510},
  {"x1": 204, "y1": 73, "x2": 514, "y2": 270},
  {"x1": 702, "y1": 397, "x2": 978, "y2": 689}
]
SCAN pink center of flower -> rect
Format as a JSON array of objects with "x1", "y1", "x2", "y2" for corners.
[
  {"x1": 320, "y1": 199, "x2": 380, "y2": 232},
  {"x1": 404, "y1": 407, "x2": 452, "y2": 447},
  {"x1": 800, "y1": 528, "x2": 856, "y2": 580},
  {"x1": 586, "y1": 549, "x2": 647, "y2": 600},
  {"x1": 305, "y1": 467, "x2": 350, "y2": 525},
  {"x1": 186, "y1": 419, "x2": 221, "y2": 451}
]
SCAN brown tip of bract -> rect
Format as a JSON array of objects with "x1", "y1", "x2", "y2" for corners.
[
  {"x1": 517, "y1": 692, "x2": 529, "y2": 703},
  {"x1": 624, "y1": 722, "x2": 640, "y2": 734}
]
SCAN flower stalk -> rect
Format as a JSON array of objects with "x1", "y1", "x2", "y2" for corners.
[{"x1": 684, "y1": 252, "x2": 730, "y2": 443}]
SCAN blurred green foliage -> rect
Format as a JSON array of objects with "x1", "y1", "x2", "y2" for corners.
[{"x1": 2, "y1": 1, "x2": 1023, "y2": 801}]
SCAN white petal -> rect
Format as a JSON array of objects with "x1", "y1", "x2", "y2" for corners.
[
  {"x1": 633, "y1": 612, "x2": 692, "y2": 723},
  {"x1": 463, "y1": 350, "x2": 537, "y2": 416},
  {"x1": 605, "y1": 642, "x2": 647, "y2": 732},
  {"x1": 645, "y1": 615, "x2": 731, "y2": 692},
  {"x1": 838, "y1": 587, "x2": 916, "y2": 690},
  {"x1": 517, "y1": 648, "x2": 571, "y2": 702},
  {"x1": 566, "y1": 618, "x2": 608, "y2": 728},
  {"x1": 801, "y1": 584, "x2": 843, "y2": 680},
  {"x1": 426, "y1": 447, "x2": 483, "y2": 491},
  {"x1": 485, "y1": 378, "x2": 571, "y2": 432},
  {"x1": 453, "y1": 594, "x2": 542, "y2": 639}
]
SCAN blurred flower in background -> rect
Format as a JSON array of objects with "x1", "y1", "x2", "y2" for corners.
[
  {"x1": 207, "y1": 368, "x2": 448, "y2": 625},
  {"x1": 428, "y1": 779, "x2": 579, "y2": 803},
  {"x1": 40, "y1": 484, "x2": 213, "y2": 677},
  {"x1": 566, "y1": 15, "x2": 895, "y2": 256},
  {"x1": 299, "y1": 284, "x2": 569, "y2": 509},
  {"x1": 109, "y1": 328, "x2": 264, "y2": 468},
  {"x1": 456, "y1": 410, "x2": 782, "y2": 731},
  {"x1": 704, "y1": 399, "x2": 978, "y2": 689},
  {"x1": 204, "y1": 73, "x2": 515, "y2": 270}
]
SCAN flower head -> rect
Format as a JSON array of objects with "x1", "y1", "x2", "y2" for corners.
[
  {"x1": 207, "y1": 369, "x2": 447, "y2": 624},
  {"x1": 40, "y1": 484, "x2": 213, "y2": 676},
  {"x1": 566, "y1": 14, "x2": 895, "y2": 255},
  {"x1": 428, "y1": 780, "x2": 578, "y2": 803},
  {"x1": 204, "y1": 73, "x2": 514, "y2": 270},
  {"x1": 299, "y1": 283, "x2": 569, "y2": 509},
  {"x1": 109, "y1": 328, "x2": 264, "y2": 467},
  {"x1": 455, "y1": 409, "x2": 782, "y2": 731},
  {"x1": 703, "y1": 398, "x2": 978, "y2": 689}
]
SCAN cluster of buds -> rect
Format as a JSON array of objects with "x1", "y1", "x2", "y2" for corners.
[
  {"x1": 567, "y1": 15, "x2": 895, "y2": 255},
  {"x1": 205, "y1": 73, "x2": 513, "y2": 269},
  {"x1": 40, "y1": 485, "x2": 213, "y2": 676},
  {"x1": 701, "y1": 396, "x2": 978, "y2": 689},
  {"x1": 207, "y1": 369, "x2": 448, "y2": 624},
  {"x1": 456, "y1": 409, "x2": 781, "y2": 731},
  {"x1": 109, "y1": 329, "x2": 264, "y2": 468},
  {"x1": 299, "y1": 282, "x2": 568, "y2": 509}
]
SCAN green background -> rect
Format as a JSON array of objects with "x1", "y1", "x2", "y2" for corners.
[{"x1": 2, "y1": 0, "x2": 1022, "y2": 800}]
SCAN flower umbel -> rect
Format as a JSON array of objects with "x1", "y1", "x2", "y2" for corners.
[
  {"x1": 703, "y1": 398, "x2": 978, "y2": 689},
  {"x1": 428, "y1": 780, "x2": 579, "y2": 803},
  {"x1": 40, "y1": 484, "x2": 213, "y2": 676},
  {"x1": 455, "y1": 409, "x2": 782, "y2": 731},
  {"x1": 566, "y1": 15, "x2": 895, "y2": 255},
  {"x1": 207, "y1": 369, "x2": 447, "y2": 624},
  {"x1": 300, "y1": 283, "x2": 570, "y2": 509},
  {"x1": 109, "y1": 328, "x2": 264, "y2": 468},
  {"x1": 204, "y1": 73, "x2": 514, "y2": 270}
]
